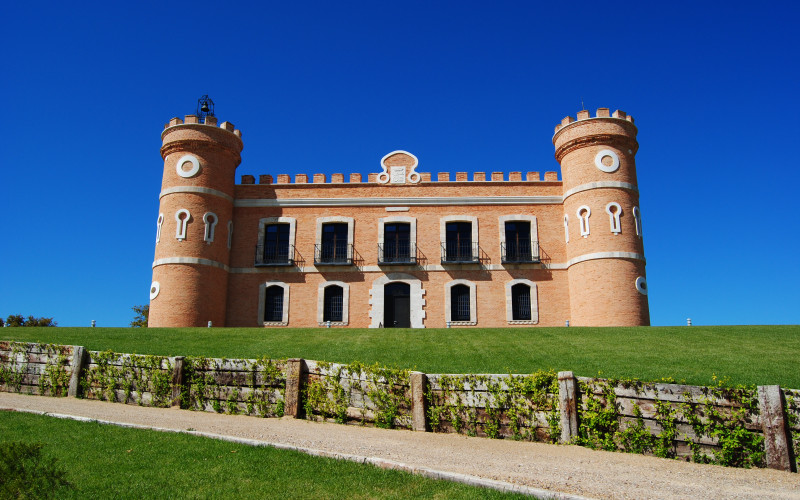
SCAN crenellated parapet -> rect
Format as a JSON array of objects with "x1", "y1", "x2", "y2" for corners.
[
  {"x1": 553, "y1": 108, "x2": 637, "y2": 163},
  {"x1": 238, "y1": 169, "x2": 561, "y2": 185}
]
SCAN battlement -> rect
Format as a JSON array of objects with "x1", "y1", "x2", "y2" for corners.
[
  {"x1": 239, "y1": 170, "x2": 560, "y2": 185},
  {"x1": 163, "y1": 115, "x2": 242, "y2": 138},
  {"x1": 553, "y1": 108, "x2": 634, "y2": 134}
]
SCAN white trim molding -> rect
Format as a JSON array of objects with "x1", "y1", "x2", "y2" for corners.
[
  {"x1": 594, "y1": 149, "x2": 620, "y2": 173},
  {"x1": 562, "y1": 181, "x2": 638, "y2": 201},
  {"x1": 368, "y1": 273, "x2": 426, "y2": 328},
  {"x1": 317, "y1": 281, "x2": 350, "y2": 326},
  {"x1": 259, "y1": 217, "x2": 297, "y2": 254},
  {"x1": 315, "y1": 216, "x2": 354, "y2": 257},
  {"x1": 175, "y1": 154, "x2": 200, "y2": 178},
  {"x1": 632, "y1": 206, "x2": 642, "y2": 237},
  {"x1": 160, "y1": 186, "x2": 234, "y2": 203},
  {"x1": 505, "y1": 279, "x2": 539, "y2": 324},
  {"x1": 152, "y1": 256, "x2": 230, "y2": 271},
  {"x1": 567, "y1": 251, "x2": 646, "y2": 268},
  {"x1": 605, "y1": 202, "x2": 622, "y2": 235},
  {"x1": 175, "y1": 209, "x2": 191, "y2": 241},
  {"x1": 203, "y1": 212, "x2": 218, "y2": 243},
  {"x1": 444, "y1": 279, "x2": 477, "y2": 326},
  {"x1": 378, "y1": 216, "x2": 417, "y2": 262},
  {"x1": 156, "y1": 213, "x2": 164, "y2": 243},
  {"x1": 576, "y1": 206, "x2": 591, "y2": 238},
  {"x1": 259, "y1": 281, "x2": 290, "y2": 326},
  {"x1": 563, "y1": 214, "x2": 569, "y2": 243},
  {"x1": 149, "y1": 281, "x2": 160, "y2": 300},
  {"x1": 235, "y1": 196, "x2": 563, "y2": 208},
  {"x1": 635, "y1": 276, "x2": 648, "y2": 295}
]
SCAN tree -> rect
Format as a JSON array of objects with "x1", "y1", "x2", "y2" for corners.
[
  {"x1": 4, "y1": 315, "x2": 56, "y2": 327},
  {"x1": 130, "y1": 304, "x2": 149, "y2": 327},
  {"x1": 0, "y1": 441, "x2": 72, "y2": 498}
]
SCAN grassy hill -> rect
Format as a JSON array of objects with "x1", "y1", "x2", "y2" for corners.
[{"x1": 2, "y1": 325, "x2": 798, "y2": 388}]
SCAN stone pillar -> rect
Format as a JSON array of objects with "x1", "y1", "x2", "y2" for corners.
[
  {"x1": 67, "y1": 345, "x2": 87, "y2": 398},
  {"x1": 409, "y1": 371, "x2": 428, "y2": 432},
  {"x1": 758, "y1": 385, "x2": 796, "y2": 472},
  {"x1": 284, "y1": 358, "x2": 307, "y2": 418},
  {"x1": 558, "y1": 371, "x2": 579, "y2": 443},
  {"x1": 171, "y1": 356, "x2": 185, "y2": 407}
]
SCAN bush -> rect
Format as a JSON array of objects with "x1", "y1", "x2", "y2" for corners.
[{"x1": 0, "y1": 441, "x2": 72, "y2": 498}]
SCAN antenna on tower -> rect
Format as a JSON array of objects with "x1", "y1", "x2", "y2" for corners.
[
  {"x1": 580, "y1": 98, "x2": 586, "y2": 111},
  {"x1": 197, "y1": 95, "x2": 215, "y2": 123}
]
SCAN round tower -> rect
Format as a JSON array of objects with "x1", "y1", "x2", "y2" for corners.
[
  {"x1": 148, "y1": 112, "x2": 243, "y2": 327},
  {"x1": 553, "y1": 108, "x2": 649, "y2": 326}
]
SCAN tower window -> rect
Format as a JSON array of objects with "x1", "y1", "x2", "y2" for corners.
[
  {"x1": 203, "y1": 212, "x2": 218, "y2": 243},
  {"x1": 605, "y1": 202, "x2": 622, "y2": 234},
  {"x1": 175, "y1": 209, "x2": 191, "y2": 241},
  {"x1": 577, "y1": 206, "x2": 591, "y2": 238}
]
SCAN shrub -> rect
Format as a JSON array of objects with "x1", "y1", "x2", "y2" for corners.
[{"x1": 0, "y1": 441, "x2": 72, "y2": 498}]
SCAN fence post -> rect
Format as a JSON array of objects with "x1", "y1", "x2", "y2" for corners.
[
  {"x1": 558, "y1": 371, "x2": 579, "y2": 444},
  {"x1": 284, "y1": 358, "x2": 307, "y2": 418},
  {"x1": 171, "y1": 356, "x2": 185, "y2": 407},
  {"x1": 67, "y1": 346, "x2": 87, "y2": 398},
  {"x1": 757, "y1": 385, "x2": 796, "y2": 472},
  {"x1": 409, "y1": 371, "x2": 429, "y2": 432}
]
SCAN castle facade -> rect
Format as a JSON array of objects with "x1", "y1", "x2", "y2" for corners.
[{"x1": 149, "y1": 107, "x2": 649, "y2": 328}]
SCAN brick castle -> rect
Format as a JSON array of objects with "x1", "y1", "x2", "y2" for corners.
[{"x1": 148, "y1": 107, "x2": 650, "y2": 328}]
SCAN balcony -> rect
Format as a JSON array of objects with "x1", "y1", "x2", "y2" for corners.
[
  {"x1": 255, "y1": 244, "x2": 295, "y2": 266},
  {"x1": 501, "y1": 241, "x2": 540, "y2": 264},
  {"x1": 441, "y1": 242, "x2": 479, "y2": 264},
  {"x1": 378, "y1": 243, "x2": 417, "y2": 265},
  {"x1": 314, "y1": 243, "x2": 353, "y2": 265}
]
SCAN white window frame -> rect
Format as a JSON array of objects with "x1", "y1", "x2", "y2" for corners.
[
  {"x1": 156, "y1": 213, "x2": 164, "y2": 243},
  {"x1": 605, "y1": 202, "x2": 622, "y2": 235},
  {"x1": 203, "y1": 212, "x2": 218, "y2": 243},
  {"x1": 632, "y1": 206, "x2": 642, "y2": 237},
  {"x1": 315, "y1": 216, "x2": 354, "y2": 261},
  {"x1": 444, "y1": 279, "x2": 477, "y2": 326},
  {"x1": 440, "y1": 215, "x2": 479, "y2": 262},
  {"x1": 258, "y1": 217, "x2": 297, "y2": 253},
  {"x1": 505, "y1": 279, "x2": 539, "y2": 325},
  {"x1": 175, "y1": 209, "x2": 191, "y2": 241},
  {"x1": 378, "y1": 216, "x2": 417, "y2": 263},
  {"x1": 577, "y1": 206, "x2": 591, "y2": 238},
  {"x1": 317, "y1": 281, "x2": 350, "y2": 326},
  {"x1": 498, "y1": 215, "x2": 539, "y2": 262},
  {"x1": 258, "y1": 281, "x2": 290, "y2": 326},
  {"x1": 368, "y1": 273, "x2": 427, "y2": 328}
]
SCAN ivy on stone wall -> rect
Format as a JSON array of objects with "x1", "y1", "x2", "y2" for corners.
[
  {"x1": 81, "y1": 351, "x2": 173, "y2": 407},
  {"x1": 426, "y1": 370, "x2": 560, "y2": 441},
  {"x1": 0, "y1": 342, "x2": 71, "y2": 396}
]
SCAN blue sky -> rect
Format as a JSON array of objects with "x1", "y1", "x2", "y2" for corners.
[{"x1": 1, "y1": 1, "x2": 798, "y2": 327}]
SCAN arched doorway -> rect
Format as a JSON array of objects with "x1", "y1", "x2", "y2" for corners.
[{"x1": 384, "y1": 282, "x2": 411, "y2": 328}]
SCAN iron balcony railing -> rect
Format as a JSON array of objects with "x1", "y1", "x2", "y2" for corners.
[
  {"x1": 501, "y1": 241, "x2": 540, "y2": 263},
  {"x1": 378, "y1": 242, "x2": 417, "y2": 264},
  {"x1": 314, "y1": 243, "x2": 353, "y2": 265},
  {"x1": 255, "y1": 243, "x2": 295, "y2": 266},
  {"x1": 441, "y1": 241, "x2": 479, "y2": 263}
]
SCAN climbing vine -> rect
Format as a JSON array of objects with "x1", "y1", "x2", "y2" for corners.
[
  {"x1": 0, "y1": 342, "x2": 71, "y2": 396},
  {"x1": 81, "y1": 351, "x2": 173, "y2": 407},
  {"x1": 783, "y1": 389, "x2": 800, "y2": 470},
  {"x1": 303, "y1": 361, "x2": 411, "y2": 429},
  {"x1": 182, "y1": 355, "x2": 286, "y2": 417},
  {"x1": 426, "y1": 370, "x2": 560, "y2": 442}
]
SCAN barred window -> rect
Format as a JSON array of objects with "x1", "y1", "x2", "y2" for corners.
[
  {"x1": 511, "y1": 283, "x2": 532, "y2": 321},
  {"x1": 323, "y1": 285, "x2": 344, "y2": 322},
  {"x1": 450, "y1": 284, "x2": 471, "y2": 322},
  {"x1": 264, "y1": 286, "x2": 284, "y2": 322}
]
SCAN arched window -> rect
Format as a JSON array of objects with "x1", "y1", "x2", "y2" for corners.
[
  {"x1": 605, "y1": 202, "x2": 622, "y2": 234},
  {"x1": 576, "y1": 206, "x2": 591, "y2": 238},
  {"x1": 323, "y1": 285, "x2": 344, "y2": 322},
  {"x1": 264, "y1": 285, "x2": 285, "y2": 322},
  {"x1": 511, "y1": 283, "x2": 532, "y2": 320},
  {"x1": 258, "y1": 281, "x2": 289, "y2": 326},
  {"x1": 203, "y1": 212, "x2": 218, "y2": 243},
  {"x1": 444, "y1": 279, "x2": 477, "y2": 325},
  {"x1": 175, "y1": 209, "x2": 191, "y2": 241},
  {"x1": 505, "y1": 279, "x2": 539, "y2": 324}
]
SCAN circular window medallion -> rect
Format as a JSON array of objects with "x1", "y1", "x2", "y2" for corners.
[
  {"x1": 176, "y1": 154, "x2": 200, "y2": 178},
  {"x1": 594, "y1": 149, "x2": 620, "y2": 173},
  {"x1": 150, "y1": 281, "x2": 161, "y2": 300},
  {"x1": 635, "y1": 276, "x2": 647, "y2": 295}
]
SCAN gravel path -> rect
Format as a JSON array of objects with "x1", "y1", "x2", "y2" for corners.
[{"x1": 2, "y1": 393, "x2": 799, "y2": 499}]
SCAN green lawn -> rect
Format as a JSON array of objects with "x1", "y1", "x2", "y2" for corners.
[
  {"x1": 0, "y1": 411, "x2": 525, "y2": 499},
  {"x1": 3, "y1": 325, "x2": 799, "y2": 388}
]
